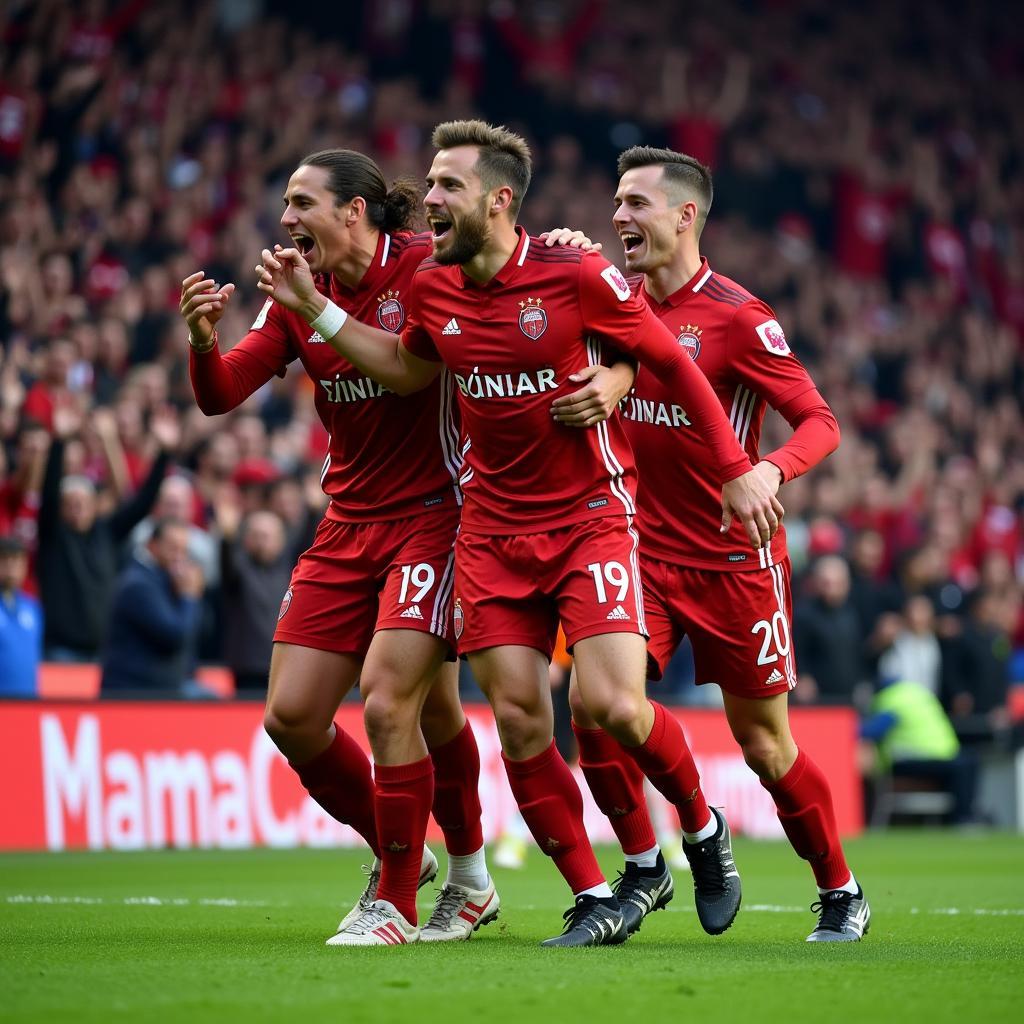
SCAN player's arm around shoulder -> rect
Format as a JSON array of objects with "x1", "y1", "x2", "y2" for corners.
[{"x1": 256, "y1": 245, "x2": 440, "y2": 396}]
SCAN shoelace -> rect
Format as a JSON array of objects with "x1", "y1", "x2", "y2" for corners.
[
  {"x1": 345, "y1": 903, "x2": 396, "y2": 936},
  {"x1": 355, "y1": 864, "x2": 381, "y2": 912},
  {"x1": 559, "y1": 898, "x2": 605, "y2": 935},
  {"x1": 426, "y1": 886, "x2": 465, "y2": 929},
  {"x1": 611, "y1": 869, "x2": 656, "y2": 908},
  {"x1": 688, "y1": 838, "x2": 731, "y2": 896},
  {"x1": 809, "y1": 892, "x2": 855, "y2": 933}
]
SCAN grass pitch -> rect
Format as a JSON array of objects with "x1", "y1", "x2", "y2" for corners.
[{"x1": 3, "y1": 831, "x2": 1023, "y2": 1023}]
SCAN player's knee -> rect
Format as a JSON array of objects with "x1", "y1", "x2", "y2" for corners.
[
  {"x1": 591, "y1": 693, "x2": 647, "y2": 744},
  {"x1": 420, "y1": 687, "x2": 461, "y2": 745},
  {"x1": 262, "y1": 700, "x2": 294, "y2": 741},
  {"x1": 492, "y1": 700, "x2": 547, "y2": 759},
  {"x1": 737, "y1": 728, "x2": 787, "y2": 780},
  {"x1": 263, "y1": 703, "x2": 307, "y2": 750},
  {"x1": 362, "y1": 691, "x2": 416, "y2": 748},
  {"x1": 567, "y1": 683, "x2": 589, "y2": 723}
]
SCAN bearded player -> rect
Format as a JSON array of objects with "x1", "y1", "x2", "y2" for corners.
[
  {"x1": 183, "y1": 148, "x2": 610, "y2": 946},
  {"x1": 256, "y1": 121, "x2": 783, "y2": 946},
  {"x1": 556, "y1": 146, "x2": 869, "y2": 942}
]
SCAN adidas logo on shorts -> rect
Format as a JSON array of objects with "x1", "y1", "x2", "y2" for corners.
[
  {"x1": 400, "y1": 604, "x2": 424, "y2": 620},
  {"x1": 765, "y1": 668, "x2": 785, "y2": 685},
  {"x1": 441, "y1": 318, "x2": 462, "y2": 335},
  {"x1": 606, "y1": 604, "x2": 630, "y2": 621}
]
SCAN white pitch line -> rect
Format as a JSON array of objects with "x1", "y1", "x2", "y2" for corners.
[
  {"x1": 5, "y1": 894, "x2": 270, "y2": 907},
  {"x1": 916, "y1": 907, "x2": 1024, "y2": 917},
  {"x1": 7, "y1": 895, "x2": 1024, "y2": 917}
]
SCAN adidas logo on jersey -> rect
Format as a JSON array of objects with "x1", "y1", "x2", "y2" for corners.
[
  {"x1": 306, "y1": 331, "x2": 326, "y2": 344},
  {"x1": 765, "y1": 668, "x2": 785, "y2": 685},
  {"x1": 400, "y1": 604, "x2": 424, "y2": 620},
  {"x1": 606, "y1": 605, "x2": 631, "y2": 621},
  {"x1": 442, "y1": 318, "x2": 462, "y2": 335}
]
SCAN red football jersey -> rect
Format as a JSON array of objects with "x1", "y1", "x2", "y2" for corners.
[
  {"x1": 624, "y1": 258, "x2": 839, "y2": 571},
  {"x1": 401, "y1": 229, "x2": 753, "y2": 535},
  {"x1": 190, "y1": 231, "x2": 463, "y2": 523}
]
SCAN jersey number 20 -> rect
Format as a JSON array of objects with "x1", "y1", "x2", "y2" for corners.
[{"x1": 751, "y1": 611, "x2": 791, "y2": 665}]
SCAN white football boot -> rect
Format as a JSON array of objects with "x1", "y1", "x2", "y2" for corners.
[
  {"x1": 419, "y1": 877, "x2": 500, "y2": 941},
  {"x1": 335, "y1": 846, "x2": 438, "y2": 934},
  {"x1": 326, "y1": 900, "x2": 419, "y2": 947}
]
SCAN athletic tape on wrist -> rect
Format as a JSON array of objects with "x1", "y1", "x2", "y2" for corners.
[{"x1": 310, "y1": 300, "x2": 348, "y2": 340}]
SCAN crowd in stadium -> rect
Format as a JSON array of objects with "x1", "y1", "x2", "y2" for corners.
[{"x1": 0, "y1": 0, "x2": 1021, "y2": 752}]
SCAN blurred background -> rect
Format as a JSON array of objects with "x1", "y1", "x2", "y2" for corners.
[{"x1": 1, "y1": 0, "x2": 1022, "y2": 834}]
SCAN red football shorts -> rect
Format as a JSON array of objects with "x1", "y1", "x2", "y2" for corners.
[
  {"x1": 643, "y1": 555, "x2": 797, "y2": 698},
  {"x1": 274, "y1": 509, "x2": 458, "y2": 657},
  {"x1": 453, "y1": 516, "x2": 647, "y2": 658}
]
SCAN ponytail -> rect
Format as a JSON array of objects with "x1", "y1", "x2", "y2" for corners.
[{"x1": 300, "y1": 150, "x2": 422, "y2": 233}]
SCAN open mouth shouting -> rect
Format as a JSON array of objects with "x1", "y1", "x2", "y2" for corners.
[
  {"x1": 428, "y1": 216, "x2": 453, "y2": 243},
  {"x1": 620, "y1": 232, "x2": 644, "y2": 256},
  {"x1": 290, "y1": 233, "x2": 316, "y2": 260}
]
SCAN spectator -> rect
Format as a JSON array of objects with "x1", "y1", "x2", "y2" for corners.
[
  {"x1": 861, "y1": 677, "x2": 978, "y2": 825},
  {"x1": 877, "y1": 594, "x2": 943, "y2": 697},
  {"x1": 36, "y1": 403, "x2": 179, "y2": 660},
  {"x1": 942, "y1": 588, "x2": 1013, "y2": 745},
  {"x1": 847, "y1": 527, "x2": 902, "y2": 639},
  {"x1": 215, "y1": 497, "x2": 292, "y2": 694},
  {"x1": 794, "y1": 554, "x2": 867, "y2": 705},
  {"x1": 0, "y1": 421, "x2": 48, "y2": 584},
  {"x1": 0, "y1": 534, "x2": 42, "y2": 697},
  {"x1": 128, "y1": 472, "x2": 218, "y2": 585},
  {"x1": 100, "y1": 516, "x2": 205, "y2": 694}
]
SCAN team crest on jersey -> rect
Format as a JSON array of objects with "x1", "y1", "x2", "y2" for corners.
[
  {"x1": 600, "y1": 264, "x2": 631, "y2": 301},
  {"x1": 755, "y1": 319, "x2": 790, "y2": 355},
  {"x1": 376, "y1": 290, "x2": 405, "y2": 333},
  {"x1": 518, "y1": 297, "x2": 548, "y2": 340},
  {"x1": 278, "y1": 587, "x2": 293, "y2": 621},
  {"x1": 677, "y1": 323, "x2": 702, "y2": 360},
  {"x1": 453, "y1": 598, "x2": 464, "y2": 639}
]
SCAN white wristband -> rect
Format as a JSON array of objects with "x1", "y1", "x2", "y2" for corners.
[{"x1": 310, "y1": 299, "x2": 348, "y2": 340}]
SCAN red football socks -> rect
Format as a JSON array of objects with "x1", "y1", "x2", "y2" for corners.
[
  {"x1": 429, "y1": 721, "x2": 485, "y2": 856},
  {"x1": 622, "y1": 701, "x2": 711, "y2": 834},
  {"x1": 573, "y1": 722, "x2": 657, "y2": 854},
  {"x1": 290, "y1": 726, "x2": 379, "y2": 856},
  {"x1": 374, "y1": 756, "x2": 435, "y2": 924},
  {"x1": 502, "y1": 741, "x2": 605, "y2": 894},
  {"x1": 763, "y1": 748, "x2": 851, "y2": 890}
]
